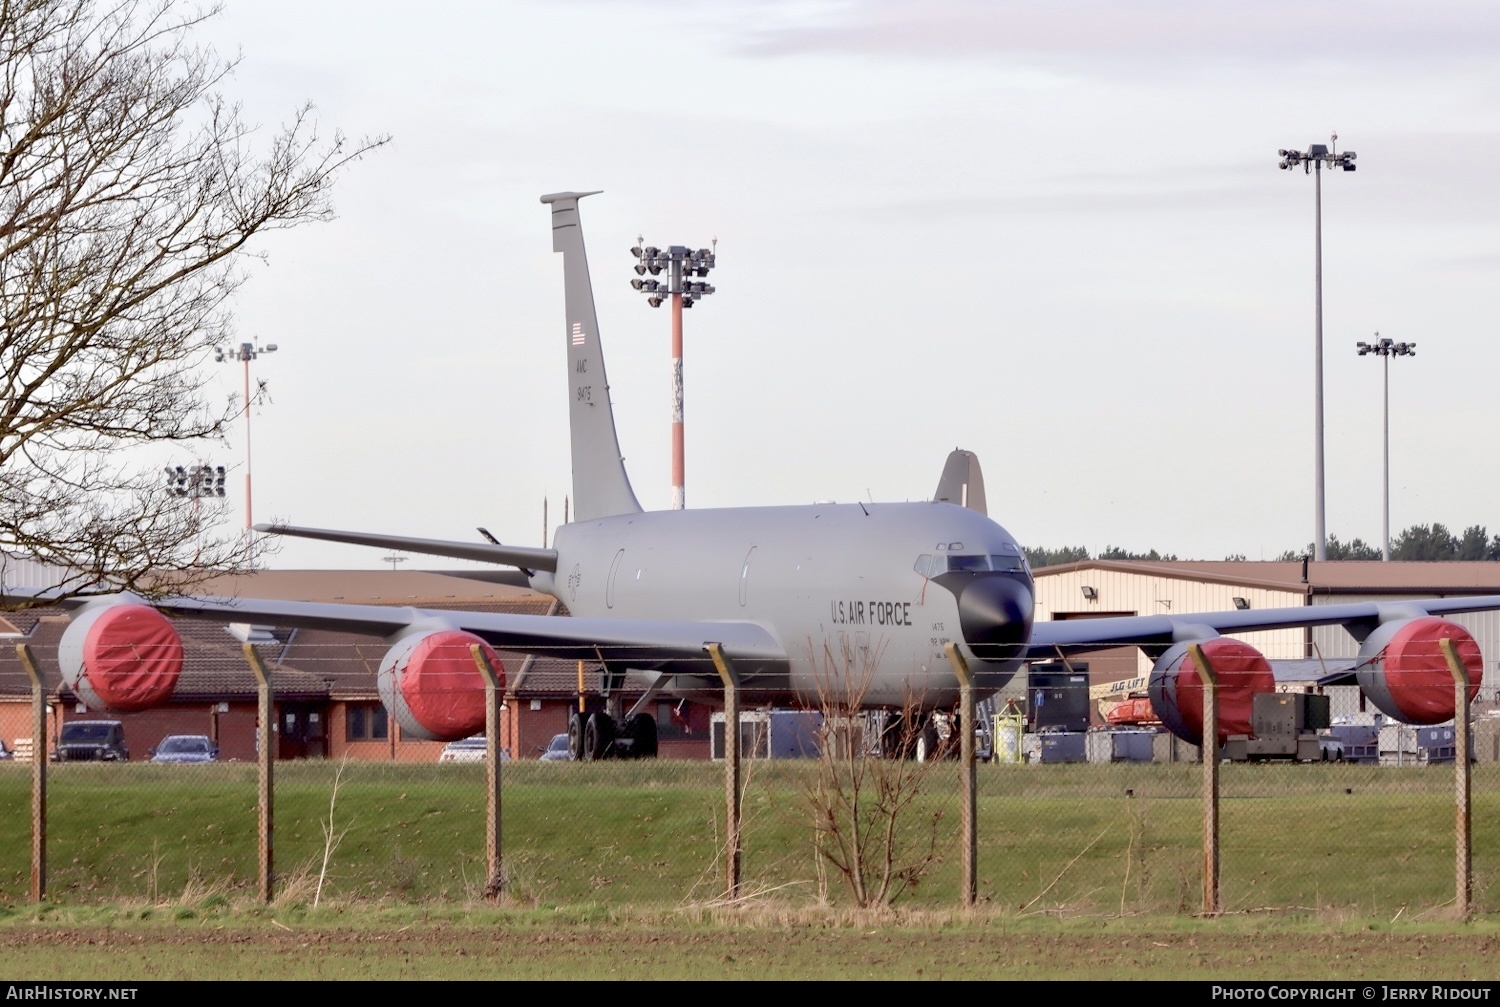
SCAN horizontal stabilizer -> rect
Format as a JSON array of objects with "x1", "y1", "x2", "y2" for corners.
[
  {"x1": 254, "y1": 524, "x2": 559, "y2": 573},
  {"x1": 428, "y1": 568, "x2": 535, "y2": 589}
]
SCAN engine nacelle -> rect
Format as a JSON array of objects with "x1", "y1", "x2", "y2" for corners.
[
  {"x1": 377, "y1": 628, "x2": 504, "y2": 742},
  {"x1": 58, "y1": 600, "x2": 183, "y2": 712},
  {"x1": 1354, "y1": 617, "x2": 1482, "y2": 725},
  {"x1": 1148, "y1": 637, "x2": 1275, "y2": 745}
]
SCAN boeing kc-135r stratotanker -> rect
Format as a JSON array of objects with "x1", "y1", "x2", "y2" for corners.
[{"x1": 25, "y1": 192, "x2": 1496, "y2": 758}]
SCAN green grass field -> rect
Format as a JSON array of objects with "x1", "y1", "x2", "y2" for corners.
[{"x1": 0, "y1": 761, "x2": 1494, "y2": 918}]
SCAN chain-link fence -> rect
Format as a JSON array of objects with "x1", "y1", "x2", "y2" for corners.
[
  {"x1": 2, "y1": 757, "x2": 1491, "y2": 913},
  {"x1": 1, "y1": 633, "x2": 1494, "y2": 916}
]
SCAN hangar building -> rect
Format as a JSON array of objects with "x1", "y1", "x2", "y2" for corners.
[{"x1": 1033, "y1": 559, "x2": 1500, "y2": 721}]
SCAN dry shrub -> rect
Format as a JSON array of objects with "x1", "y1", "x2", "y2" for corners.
[{"x1": 801, "y1": 637, "x2": 951, "y2": 907}]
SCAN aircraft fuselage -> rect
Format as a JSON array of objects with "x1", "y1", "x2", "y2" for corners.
[{"x1": 532, "y1": 500, "x2": 1034, "y2": 708}]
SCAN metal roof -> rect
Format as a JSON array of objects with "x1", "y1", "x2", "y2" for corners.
[{"x1": 1034, "y1": 559, "x2": 1500, "y2": 595}]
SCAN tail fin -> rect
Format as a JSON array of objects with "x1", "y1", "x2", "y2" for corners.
[
  {"x1": 933, "y1": 448, "x2": 987, "y2": 515},
  {"x1": 541, "y1": 191, "x2": 643, "y2": 522}
]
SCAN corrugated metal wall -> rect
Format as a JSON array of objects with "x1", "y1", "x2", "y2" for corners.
[
  {"x1": 0, "y1": 554, "x2": 70, "y2": 590},
  {"x1": 1312, "y1": 594, "x2": 1500, "y2": 702},
  {"x1": 1033, "y1": 568, "x2": 1306, "y2": 675},
  {"x1": 1031, "y1": 570, "x2": 1500, "y2": 703}
]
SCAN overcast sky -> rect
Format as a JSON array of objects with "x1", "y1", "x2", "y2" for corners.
[{"x1": 180, "y1": 0, "x2": 1500, "y2": 568}]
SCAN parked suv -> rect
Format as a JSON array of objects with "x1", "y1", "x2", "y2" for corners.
[{"x1": 52, "y1": 720, "x2": 128, "y2": 762}]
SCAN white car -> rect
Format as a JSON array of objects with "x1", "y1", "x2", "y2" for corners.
[{"x1": 438, "y1": 736, "x2": 510, "y2": 762}]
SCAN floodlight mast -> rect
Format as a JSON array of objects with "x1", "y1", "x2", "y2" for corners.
[
  {"x1": 630, "y1": 239, "x2": 717, "y2": 509},
  {"x1": 214, "y1": 340, "x2": 278, "y2": 531},
  {"x1": 1356, "y1": 334, "x2": 1415, "y2": 562},
  {"x1": 1278, "y1": 133, "x2": 1357, "y2": 562}
]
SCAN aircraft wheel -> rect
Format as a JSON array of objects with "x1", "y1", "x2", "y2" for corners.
[
  {"x1": 915, "y1": 723, "x2": 939, "y2": 763},
  {"x1": 567, "y1": 710, "x2": 585, "y2": 762},
  {"x1": 626, "y1": 713, "x2": 658, "y2": 759},
  {"x1": 583, "y1": 711, "x2": 616, "y2": 761}
]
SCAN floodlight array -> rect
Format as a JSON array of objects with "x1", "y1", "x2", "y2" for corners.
[
  {"x1": 165, "y1": 464, "x2": 227, "y2": 498},
  {"x1": 1356, "y1": 337, "x2": 1416, "y2": 358},
  {"x1": 1277, "y1": 143, "x2": 1357, "y2": 173},
  {"x1": 214, "y1": 340, "x2": 278, "y2": 364},
  {"x1": 629, "y1": 242, "x2": 717, "y2": 308}
]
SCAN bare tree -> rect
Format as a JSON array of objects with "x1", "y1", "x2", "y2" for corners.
[
  {"x1": 0, "y1": 0, "x2": 387, "y2": 597},
  {"x1": 802, "y1": 637, "x2": 951, "y2": 907}
]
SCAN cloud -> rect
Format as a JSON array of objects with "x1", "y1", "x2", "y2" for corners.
[{"x1": 735, "y1": 1, "x2": 1500, "y2": 70}]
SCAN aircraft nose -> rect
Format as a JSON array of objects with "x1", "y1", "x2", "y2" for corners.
[{"x1": 955, "y1": 575, "x2": 1035, "y2": 662}]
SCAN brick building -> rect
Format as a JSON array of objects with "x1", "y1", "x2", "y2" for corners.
[{"x1": 0, "y1": 570, "x2": 712, "y2": 761}]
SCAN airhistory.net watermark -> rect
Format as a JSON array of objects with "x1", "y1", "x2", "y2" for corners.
[{"x1": 5, "y1": 987, "x2": 138, "y2": 1000}]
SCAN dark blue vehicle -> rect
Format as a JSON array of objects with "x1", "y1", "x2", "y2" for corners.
[
  {"x1": 539, "y1": 733, "x2": 573, "y2": 762},
  {"x1": 149, "y1": 735, "x2": 218, "y2": 764}
]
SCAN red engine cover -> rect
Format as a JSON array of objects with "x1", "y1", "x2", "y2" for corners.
[
  {"x1": 1355, "y1": 617, "x2": 1482, "y2": 725},
  {"x1": 58, "y1": 603, "x2": 183, "y2": 712},
  {"x1": 377, "y1": 629, "x2": 504, "y2": 742},
  {"x1": 1148, "y1": 638, "x2": 1274, "y2": 746}
]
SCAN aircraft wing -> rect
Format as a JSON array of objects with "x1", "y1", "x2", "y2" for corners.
[
  {"x1": 1024, "y1": 595, "x2": 1500, "y2": 658},
  {"x1": 253, "y1": 523, "x2": 558, "y2": 572},
  {"x1": 149, "y1": 593, "x2": 784, "y2": 672}
]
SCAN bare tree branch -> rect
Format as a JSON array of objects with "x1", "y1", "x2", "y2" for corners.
[{"x1": 0, "y1": 0, "x2": 388, "y2": 597}]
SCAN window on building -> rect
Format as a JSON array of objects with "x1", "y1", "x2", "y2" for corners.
[
  {"x1": 346, "y1": 703, "x2": 389, "y2": 741},
  {"x1": 657, "y1": 700, "x2": 693, "y2": 740}
]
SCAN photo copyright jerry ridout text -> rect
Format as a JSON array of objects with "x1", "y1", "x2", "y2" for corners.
[{"x1": 1212, "y1": 989, "x2": 1492, "y2": 1001}]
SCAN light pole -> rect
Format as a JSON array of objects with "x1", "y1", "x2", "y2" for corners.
[
  {"x1": 1279, "y1": 133, "x2": 1357, "y2": 561},
  {"x1": 630, "y1": 239, "x2": 717, "y2": 510},
  {"x1": 214, "y1": 340, "x2": 278, "y2": 530},
  {"x1": 1356, "y1": 334, "x2": 1415, "y2": 561}
]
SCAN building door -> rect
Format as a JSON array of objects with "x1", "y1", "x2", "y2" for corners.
[{"x1": 278, "y1": 703, "x2": 328, "y2": 760}]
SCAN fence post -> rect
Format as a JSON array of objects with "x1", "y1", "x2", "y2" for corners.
[
  {"x1": 1187, "y1": 642, "x2": 1219, "y2": 916},
  {"x1": 944, "y1": 643, "x2": 978, "y2": 907},
  {"x1": 705, "y1": 643, "x2": 742, "y2": 900},
  {"x1": 16, "y1": 644, "x2": 46, "y2": 903},
  {"x1": 470, "y1": 644, "x2": 505, "y2": 899},
  {"x1": 1439, "y1": 637, "x2": 1472, "y2": 920},
  {"x1": 241, "y1": 642, "x2": 275, "y2": 903}
]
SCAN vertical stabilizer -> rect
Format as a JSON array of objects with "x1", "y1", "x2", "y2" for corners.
[
  {"x1": 541, "y1": 191, "x2": 643, "y2": 522},
  {"x1": 933, "y1": 449, "x2": 987, "y2": 515}
]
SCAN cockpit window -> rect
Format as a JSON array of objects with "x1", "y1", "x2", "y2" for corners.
[{"x1": 922, "y1": 550, "x2": 1031, "y2": 576}]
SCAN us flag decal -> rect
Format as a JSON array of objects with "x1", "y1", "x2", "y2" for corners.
[{"x1": 571, "y1": 322, "x2": 586, "y2": 346}]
